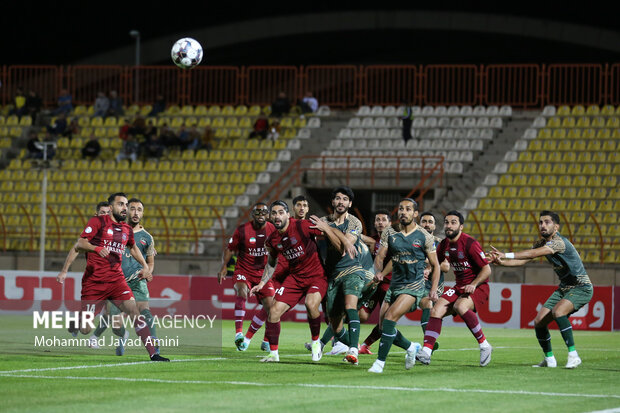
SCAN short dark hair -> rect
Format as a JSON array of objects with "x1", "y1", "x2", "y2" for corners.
[
  {"x1": 253, "y1": 202, "x2": 268, "y2": 209},
  {"x1": 419, "y1": 211, "x2": 436, "y2": 222},
  {"x1": 95, "y1": 201, "x2": 109, "y2": 213},
  {"x1": 107, "y1": 192, "x2": 127, "y2": 204},
  {"x1": 540, "y1": 210, "x2": 560, "y2": 225},
  {"x1": 292, "y1": 195, "x2": 308, "y2": 205},
  {"x1": 445, "y1": 210, "x2": 465, "y2": 225},
  {"x1": 331, "y1": 186, "x2": 354, "y2": 201},
  {"x1": 127, "y1": 197, "x2": 143, "y2": 208},
  {"x1": 400, "y1": 198, "x2": 419, "y2": 211},
  {"x1": 269, "y1": 200, "x2": 289, "y2": 212},
  {"x1": 374, "y1": 209, "x2": 391, "y2": 219}
]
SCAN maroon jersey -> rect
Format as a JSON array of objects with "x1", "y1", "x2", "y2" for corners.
[
  {"x1": 372, "y1": 233, "x2": 392, "y2": 282},
  {"x1": 80, "y1": 215, "x2": 135, "y2": 283},
  {"x1": 437, "y1": 232, "x2": 489, "y2": 288},
  {"x1": 228, "y1": 221, "x2": 275, "y2": 278},
  {"x1": 266, "y1": 218, "x2": 325, "y2": 279}
]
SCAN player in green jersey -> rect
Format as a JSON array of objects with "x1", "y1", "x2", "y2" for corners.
[
  {"x1": 368, "y1": 198, "x2": 440, "y2": 373},
  {"x1": 489, "y1": 210, "x2": 593, "y2": 369}
]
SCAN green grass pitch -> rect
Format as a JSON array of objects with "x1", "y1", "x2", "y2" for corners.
[{"x1": 1, "y1": 320, "x2": 619, "y2": 412}]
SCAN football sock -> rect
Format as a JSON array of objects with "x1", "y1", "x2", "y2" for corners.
[
  {"x1": 246, "y1": 307, "x2": 267, "y2": 339},
  {"x1": 377, "y1": 319, "x2": 397, "y2": 362},
  {"x1": 423, "y1": 317, "x2": 442, "y2": 351},
  {"x1": 308, "y1": 315, "x2": 322, "y2": 341},
  {"x1": 140, "y1": 309, "x2": 156, "y2": 338},
  {"x1": 420, "y1": 308, "x2": 431, "y2": 333},
  {"x1": 555, "y1": 315, "x2": 575, "y2": 349},
  {"x1": 234, "y1": 296, "x2": 246, "y2": 334},
  {"x1": 461, "y1": 310, "x2": 486, "y2": 344},
  {"x1": 535, "y1": 327, "x2": 553, "y2": 355},
  {"x1": 265, "y1": 321, "x2": 281, "y2": 351},
  {"x1": 346, "y1": 309, "x2": 361, "y2": 348},
  {"x1": 134, "y1": 318, "x2": 155, "y2": 356},
  {"x1": 93, "y1": 314, "x2": 110, "y2": 338},
  {"x1": 363, "y1": 324, "x2": 382, "y2": 347},
  {"x1": 335, "y1": 327, "x2": 350, "y2": 346},
  {"x1": 320, "y1": 325, "x2": 334, "y2": 346},
  {"x1": 392, "y1": 329, "x2": 412, "y2": 350}
]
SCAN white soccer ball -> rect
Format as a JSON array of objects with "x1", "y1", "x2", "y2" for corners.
[{"x1": 171, "y1": 37, "x2": 203, "y2": 69}]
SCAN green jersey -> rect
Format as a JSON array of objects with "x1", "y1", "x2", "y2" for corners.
[
  {"x1": 122, "y1": 227, "x2": 155, "y2": 281},
  {"x1": 321, "y1": 214, "x2": 363, "y2": 278},
  {"x1": 533, "y1": 233, "x2": 591, "y2": 292},
  {"x1": 380, "y1": 225, "x2": 436, "y2": 290}
]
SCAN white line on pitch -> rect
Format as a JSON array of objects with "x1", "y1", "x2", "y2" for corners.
[
  {"x1": 1, "y1": 374, "x2": 619, "y2": 400},
  {"x1": 0, "y1": 358, "x2": 225, "y2": 374},
  {"x1": 583, "y1": 408, "x2": 620, "y2": 413}
]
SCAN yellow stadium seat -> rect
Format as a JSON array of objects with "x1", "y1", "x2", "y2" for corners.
[
  {"x1": 221, "y1": 105, "x2": 235, "y2": 116},
  {"x1": 166, "y1": 105, "x2": 181, "y2": 116},
  {"x1": 248, "y1": 105, "x2": 261, "y2": 116},
  {"x1": 181, "y1": 105, "x2": 194, "y2": 116},
  {"x1": 207, "y1": 106, "x2": 221, "y2": 116},
  {"x1": 234, "y1": 106, "x2": 248, "y2": 116},
  {"x1": 184, "y1": 116, "x2": 198, "y2": 127},
  {"x1": 606, "y1": 117, "x2": 619, "y2": 128},
  {"x1": 591, "y1": 117, "x2": 606, "y2": 128},
  {"x1": 537, "y1": 128, "x2": 551, "y2": 139},
  {"x1": 195, "y1": 105, "x2": 208, "y2": 116}
]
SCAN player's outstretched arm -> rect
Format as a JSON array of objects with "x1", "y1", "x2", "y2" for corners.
[
  {"x1": 489, "y1": 245, "x2": 546, "y2": 267},
  {"x1": 56, "y1": 241, "x2": 80, "y2": 283},
  {"x1": 218, "y1": 248, "x2": 235, "y2": 284}
]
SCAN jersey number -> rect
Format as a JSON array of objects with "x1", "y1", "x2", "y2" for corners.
[
  {"x1": 444, "y1": 288, "x2": 456, "y2": 297},
  {"x1": 275, "y1": 287, "x2": 285, "y2": 296},
  {"x1": 236, "y1": 275, "x2": 247, "y2": 281},
  {"x1": 85, "y1": 304, "x2": 96, "y2": 313}
]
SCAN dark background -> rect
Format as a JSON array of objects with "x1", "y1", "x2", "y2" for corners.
[{"x1": 2, "y1": 1, "x2": 620, "y2": 66}]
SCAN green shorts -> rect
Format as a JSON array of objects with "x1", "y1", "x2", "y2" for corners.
[
  {"x1": 326, "y1": 270, "x2": 366, "y2": 318},
  {"x1": 384, "y1": 285, "x2": 426, "y2": 313},
  {"x1": 357, "y1": 281, "x2": 379, "y2": 311},
  {"x1": 127, "y1": 278, "x2": 150, "y2": 302},
  {"x1": 543, "y1": 284, "x2": 593, "y2": 313},
  {"x1": 424, "y1": 273, "x2": 445, "y2": 296}
]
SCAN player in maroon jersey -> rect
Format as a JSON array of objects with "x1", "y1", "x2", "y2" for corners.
[
  {"x1": 71, "y1": 193, "x2": 168, "y2": 361},
  {"x1": 358, "y1": 209, "x2": 393, "y2": 354},
  {"x1": 417, "y1": 210, "x2": 492, "y2": 367},
  {"x1": 218, "y1": 202, "x2": 276, "y2": 351},
  {"x1": 250, "y1": 200, "x2": 328, "y2": 362}
]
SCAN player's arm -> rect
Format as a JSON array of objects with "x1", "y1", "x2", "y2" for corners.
[
  {"x1": 463, "y1": 263, "x2": 491, "y2": 294},
  {"x1": 309, "y1": 215, "x2": 356, "y2": 258},
  {"x1": 130, "y1": 244, "x2": 151, "y2": 280},
  {"x1": 373, "y1": 245, "x2": 388, "y2": 281},
  {"x1": 427, "y1": 251, "x2": 441, "y2": 302},
  {"x1": 56, "y1": 241, "x2": 80, "y2": 284},
  {"x1": 489, "y1": 245, "x2": 551, "y2": 266},
  {"x1": 361, "y1": 234, "x2": 376, "y2": 250},
  {"x1": 141, "y1": 254, "x2": 155, "y2": 282},
  {"x1": 218, "y1": 248, "x2": 235, "y2": 284},
  {"x1": 250, "y1": 247, "x2": 277, "y2": 296},
  {"x1": 76, "y1": 237, "x2": 109, "y2": 256}
]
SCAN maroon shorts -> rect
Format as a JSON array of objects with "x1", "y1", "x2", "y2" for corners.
[
  {"x1": 81, "y1": 277, "x2": 135, "y2": 314},
  {"x1": 359, "y1": 280, "x2": 390, "y2": 315},
  {"x1": 275, "y1": 273, "x2": 327, "y2": 308},
  {"x1": 234, "y1": 272, "x2": 275, "y2": 301},
  {"x1": 441, "y1": 282, "x2": 490, "y2": 312}
]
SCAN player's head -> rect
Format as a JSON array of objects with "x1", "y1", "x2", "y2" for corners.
[
  {"x1": 107, "y1": 192, "x2": 128, "y2": 222},
  {"x1": 127, "y1": 198, "x2": 144, "y2": 228},
  {"x1": 95, "y1": 201, "x2": 110, "y2": 216},
  {"x1": 331, "y1": 186, "x2": 354, "y2": 215},
  {"x1": 398, "y1": 198, "x2": 419, "y2": 226},
  {"x1": 251, "y1": 202, "x2": 269, "y2": 226},
  {"x1": 292, "y1": 195, "x2": 309, "y2": 220},
  {"x1": 419, "y1": 211, "x2": 436, "y2": 235},
  {"x1": 539, "y1": 210, "x2": 560, "y2": 238},
  {"x1": 444, "y1": 210, "x2": 464, "y2": 240},
  {"x1": 269, "y1": 200, "x2": 290, "y2": 230},
  {"x1": 374, "y1": 209, "x2": 391, "y2": 234}
]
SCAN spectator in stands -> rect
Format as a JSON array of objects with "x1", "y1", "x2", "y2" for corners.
[
  {"x1": 143, "y1": 133, "x2": 165, "y2": 159},
  {"x1": 106, "y1": 90, "x2": 124, "y2": 117},
  {"x1": 116, "y1": 134, "x2": 140, "y2": 163},
  {"x1": 267, "y1": 119, "x2": 281, "y2": 141},
  {"x1": 186, "y1": 126, "x2": 201, "y2": 150},
  {"x1": 299, "y1": 91, "x2": 318, "y2": 115},
  {"x1": 82, "y1": 134, "x2": 101, "y2": 160},
  {"x1": 52, "y1": 89, "x2": 73, "y2": 115},
  {"x1": 199, "y1": 126, "x2": 215, "y2": 151},
  {"x1": 149, "y1": 94, "x2": 166, "y2": 117},
  {"x1": 271, "y1": 91, "x2": 291, "y2": 118},
  {"x1": 46, "y1": 112, "x2": 67, "y2": 136},
  {"x1": 119, "y1": 118, "x2": 131, "y2": 141},
  {"x1": 27, "y1": 131, "x2": 56, "y2": 160},
  {"x1": 249, "y1": 114, "x2": 270, "y2": 139},
  {"x1": 160, "y1": 123, "x2": 179, "y2": 148},
  {"x1": 10, "y1": 87, "x2": 26, "y2": 117},
  {"x1": 145, "y1": 119, "x2": 158, "y2": 139},
  {"x1": 63, "y1": 118, "x2": 80, "y2": 140},
  {"x1": 129, "y1": 115, "x2": 147, "y2": 138},
  {"x1": 401, "y1": 101, "x2": 413, "y2": 142},
  {"x1": 24, "y1": 90, "x2": 43, "y2": 121},
  {"x1": 93, "y1": 91, "x2": 110, "y2": 117}
]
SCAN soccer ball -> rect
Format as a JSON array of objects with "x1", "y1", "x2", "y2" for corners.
[{"x1": 171, "y1": 38, "x2": 203, "y2": 69}]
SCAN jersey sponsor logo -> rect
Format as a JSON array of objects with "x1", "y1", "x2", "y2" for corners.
[
  {"x1": 85, "y1": 226, "x2": 93, "y2": 234},
  {"x1": 122, "y1": 233, "x2": 128, "y2": 242},
  {"x1": 140, "y1": 239, "x2": 147, "y2": 245},
  {"x1": 107, "y1": 229, "x2": 114, "y2": 235},
  {"x1": 412, "y1": 240, "x2": 422, "y2": 248},
  {"x1": 290, "y1": 237, "x2": 298, "y2": 245},
  {"x1": 249, "y1": 237, "x2": 256, "y2": 244},
  {"x1": 458, "y1": 251, "x2": 465, "y2": 259}
]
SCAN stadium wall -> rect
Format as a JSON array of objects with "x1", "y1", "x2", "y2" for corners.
[{"x1": 1, "y1": 271, "x2": 617, "y2": 331}]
